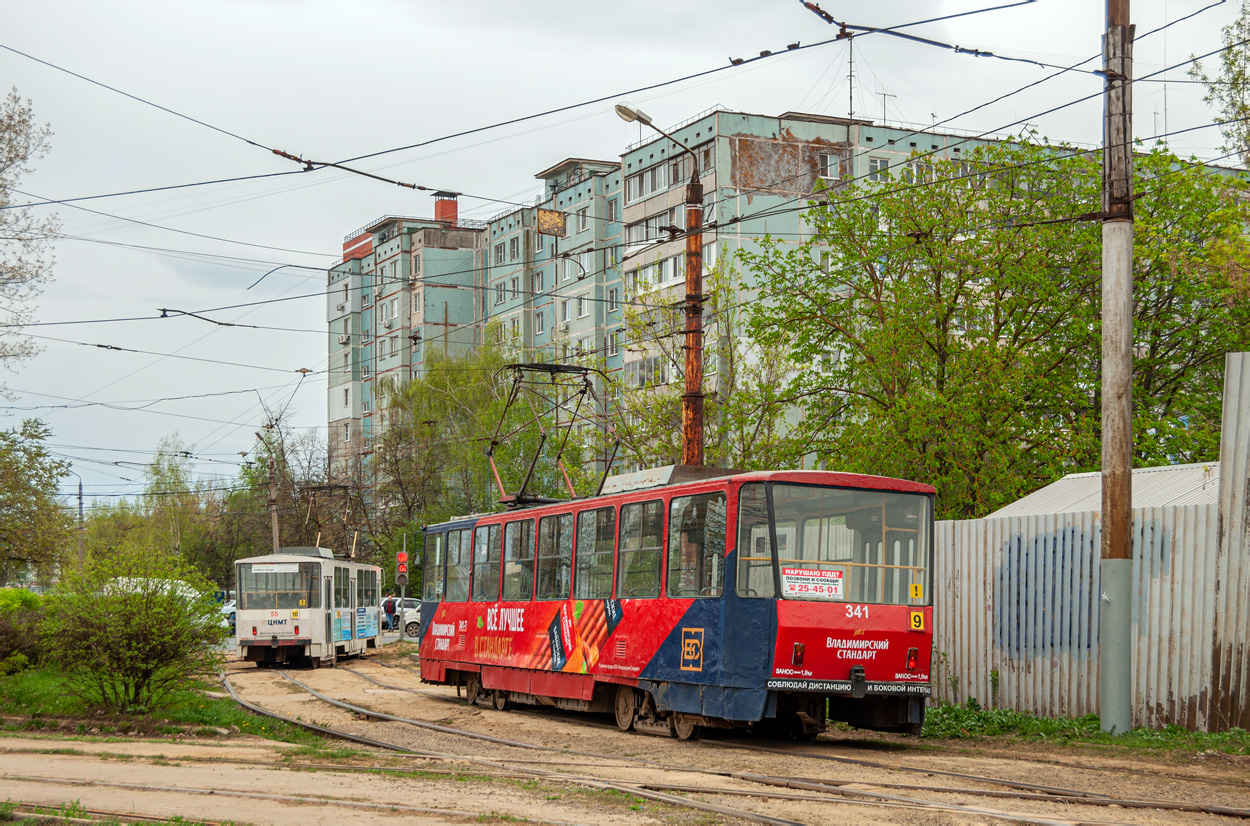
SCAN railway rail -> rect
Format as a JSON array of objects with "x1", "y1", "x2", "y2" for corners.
[{"x1": 224, "y1": 660, "x2": 1250, "y2": 823}]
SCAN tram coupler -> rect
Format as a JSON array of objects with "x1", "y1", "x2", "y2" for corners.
[{"x1": 850, "y1": 665, "x2": 867, "y2": 698}]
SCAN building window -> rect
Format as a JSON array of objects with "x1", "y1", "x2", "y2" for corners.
[
  {"x1": 577, "y1": 207, "x2": 589, "y2": 232},
  {"x1": 577, "y1": 296, "x2": 588, "y2": 318},
  {"x1": 390, "y1": 297, "x2": 399, "y2": 319},
  {"x1": 606, "y1": 245, "x2": 619, "y2": 268},
  {"x1": 608, "y1": 332, "x2": 619, "y2": 356},
  {"x1": 362, "y1": 363, "x2": 371, "y2": 377},
  {"x1": 625, "y1": 173, "x2": 643, "y2": 204},
  {"x1": 699, "y1": 143, "x2": 713, "y2": 174},
  {"x1": 343, "y1": 353, "x2": 349, "y2": 370},
  {"x1": 510, "y1": 277, "x2": 519, "y2": 300},
  {"x1": 509, "y1": 237, "x2": 519, "y2": 260},
  {"x1": 343, "y1": 423, "x2": 350, "y2": 443},
  {"x1": 534, "y1": 270, "x2": 545, "y2": 294},
  {"x1": 623, "y1": 356, "x2": 669, "y2": 388},
  {"x1": 579, "y1": 250, "x2": 593, "y2": 278},
  {"x1": 818, "y1": 153, "x2": 840, "y2": 179},
  {"x1": 606, "y1": 199, "x2": 618, "y2": 223},
  {"x1": 412, "y1": 254, "x2": 421, "y2": 276},
  {"x1": 343, "y1": 388, "x2": 349, "y2": 407},
  {"x1": 495, "y1": 283, "x2": 505, "y2": 305},
  {"x1": 510, "y1": 317, "x2": 520, "y2": 338},
  {"x1": 868, "y1": 157, "x2": 889, "y2": 182},
  {"x1": 607, "y1": 287, "x2": 619, "y2": 313},
  {"x1": 561, "y1": 300, "x2": 570, "y2": 323},
  {"x1": 391, "y1": 336, "x2": 399, "y2": 357},
  {"x1": 535, "y1": 310, "x2": 546, "y2": 334},
  {"x1": 494, "y1": 243, "x2": 506, "y2": 265},
  {"x1": 363, "y1": 400, "x2": 371, "y2": 414}
]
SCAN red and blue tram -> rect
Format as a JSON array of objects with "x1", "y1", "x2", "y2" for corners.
[{"x1": 417, "y1": 469, "x2": 935, "y2": 739}]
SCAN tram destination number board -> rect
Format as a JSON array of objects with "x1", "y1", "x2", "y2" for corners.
[{"x1": 780, "y1": 567, "x2": 843, "y2": 599}]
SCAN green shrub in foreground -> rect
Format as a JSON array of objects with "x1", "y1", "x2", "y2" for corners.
[
  {"x1": 0, "y1": 588, "x2": 43, "y2": 667},
  {"x1": 39, "y1": 549, "x2": 228, "y2": 713}
]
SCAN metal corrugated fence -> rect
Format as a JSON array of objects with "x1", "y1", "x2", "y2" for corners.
[{"x1": 934, "y1": 502, "x2": 1248, "y2": 730}]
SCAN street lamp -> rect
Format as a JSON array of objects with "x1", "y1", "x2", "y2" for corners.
[{"x1": 615, "y1": 102, "x2": 705, "y2": 467}]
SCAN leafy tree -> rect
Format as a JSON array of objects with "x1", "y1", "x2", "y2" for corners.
[
  {"x1": 1, "y1": 89, "x2": 58, "y2": 383},
  {"x1": 1190, "y1": 1, "x2": 1250, "y2": 166},
  {"x1": 0, "y1": 587, "x2": 42, "y2": 671},
  {"x1": 0, "y1": 420, "x2": 70, "y2": 584},
  {"x1": 40, "y1": 546, "x2": 227, "y2": 712},
  {"x1": 741, "y1": 141, "x2": 1250, "y2": 518}
]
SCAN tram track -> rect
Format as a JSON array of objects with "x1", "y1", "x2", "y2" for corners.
[
  {"x1": 225, "y1": 662, "x2": 1250, "y2": 823},
  {"x1": 338, "y1": 658, "x2": 1250, "y2": 818}
]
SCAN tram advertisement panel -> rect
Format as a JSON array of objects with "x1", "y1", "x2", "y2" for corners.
[{"x1": 424, "y1": 596, "x2": 684, "y2": 676}]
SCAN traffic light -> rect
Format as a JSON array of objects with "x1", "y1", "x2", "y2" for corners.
[{"x1": 398, "y1": 562, "x2": 408, "y2": 574}]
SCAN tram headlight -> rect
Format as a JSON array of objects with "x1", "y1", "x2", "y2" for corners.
[
  {"x1": 906, "y1": 647, "x2": 919, "y2": 671},
  {"x1": 792, "y1": 642, "x2": 805, "y2": 666}
]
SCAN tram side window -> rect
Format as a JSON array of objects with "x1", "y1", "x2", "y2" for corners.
[
  {"x1": 617, "y1": 500, "x2": 664, "y2": 598},
  {"x1": 574, "y1": 507, "x2": 616, "y2": 600},
  {"x1": 445, "y1": 529, "x2": 471, "y2": 602},
  {"x1": 334, "y1": 567, "x2": 350, "y2": 608},
  {"x1": 537, "y1": 513, "x2": 573, "y2": 600},
  {"x1": 503, "y1": 519, "x2": 535, "y2": 600},
  {"x1": 736, "y1": 484, "x2": 776, "y2": 598},
  {"x1": 356, "y1": 569, "x2": 378, "y2": 608},
  {"x1": 423, "y1": 532, "x2": 446, "y2": 601},
  {"x1": 472, "y1": 524, "x2": 503, "y2": 601},
  {"x1": 667, "y1": 492, "x2": 726, "y2": 598}
]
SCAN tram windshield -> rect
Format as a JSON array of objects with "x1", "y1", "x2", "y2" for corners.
[
  {"x1": 237, "y1": 561, "x2": 321, "y2": 610},
  {"x1": 736, "y1": 483, "x2": 931, "y2": 606}
]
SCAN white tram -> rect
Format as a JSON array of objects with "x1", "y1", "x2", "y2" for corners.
[{"x1": 235, "y1": 547, "x2": 382, "y2": 666}]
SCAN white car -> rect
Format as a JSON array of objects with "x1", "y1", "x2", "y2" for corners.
[
  {"x1": 220, "y1": 599, "x2": 236, "y2": 630},
  {"x1": 385, "y1": 597, "x2": 422, "y2": 636}
]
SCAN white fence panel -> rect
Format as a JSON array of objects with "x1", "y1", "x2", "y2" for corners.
[{"x1": 934, "y1": 502, "x2": 1245, "y2": 730}]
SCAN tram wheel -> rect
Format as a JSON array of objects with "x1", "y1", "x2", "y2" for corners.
[
  {"x1": 465, "y1": 673, "x2": 483, "y2": 706},
  {"x1": 672, "y1": 713, "x2": 700, "y2": 741},
  {"x1": 614, "y1": 685, "x2": 637, "y2": 732},
  {"x1": 492, "y1": 689, "x2": 511, "y2": 711}
]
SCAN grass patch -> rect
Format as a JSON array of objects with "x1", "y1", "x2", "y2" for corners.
[
  {"x1": 923, "y1": 701, "x2": 1250, "y2": 753},
  {"x1": 0, "y1": 668, "x2": 326, "y2": 747}
]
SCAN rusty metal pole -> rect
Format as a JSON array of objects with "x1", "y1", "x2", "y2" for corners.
[
  {"x1": 683, "y1": 170, "x2": 705, "y2": 467},
  {"x1": 1100, "y1": 0, "x2": 1135, "y2": 735},
  {"x1": 614, "y1": 103, "x2": 706, "y2": 467}
]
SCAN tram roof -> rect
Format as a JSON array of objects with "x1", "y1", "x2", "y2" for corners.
[{"x1": 428, "y1": 468, "x2": 935, "y2": 529}]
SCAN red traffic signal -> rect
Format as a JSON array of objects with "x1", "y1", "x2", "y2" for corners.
[
  {"x1": 397, "y1": 562, "x2": 407, "y2": 574},
  {"x1": 396, "y1": 551, "x2": 408, "y2": 564}
]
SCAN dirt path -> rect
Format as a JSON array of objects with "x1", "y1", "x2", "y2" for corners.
[{"x1": 3, "y1": 653, "x2": 1247, "y2": 824}]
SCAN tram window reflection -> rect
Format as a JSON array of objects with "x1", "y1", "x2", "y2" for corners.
[
  {"x1": 667, "y1": 492, "x2": 726, "y2": 598},
  {"x1": 735, "y1": 484, "x2": 775, "y2": 598},
  {"x1": 472, "y1": 524, "x2": 503, "y2": 601},
  {"x1": 537, "y1": 513, "x2": 573, "y2": 600},
  {"x1": 617, "y1": 500, "x2": 664, "y2": 598},
  {"x1": 445, "y1": 529, "x2": 471, "y2": 602},
  {"x1": 423, "y1": 532, "x2": 446, "y2": 601},
  {"x1": 574, "y1": 507, "x2": 616, "y2": 600},
  {"x1": 502, "y1": 519, "x2": 535, "y2": 600}
]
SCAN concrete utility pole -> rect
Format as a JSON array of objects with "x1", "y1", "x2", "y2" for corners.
[
  {"x1": 1100, "y1": 0, "x2": 1135, "y2": 735},
  {"x1": 267, "y1": 453, "x2": 280, "y2": 554}
]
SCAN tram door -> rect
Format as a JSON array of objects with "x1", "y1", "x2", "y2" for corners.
[
  {"x1": 324, "y1": 577, "x2": 333, "y2": 646},
  {"x1": 349, "y1": 575, "x2": 357, "y2": 639}
]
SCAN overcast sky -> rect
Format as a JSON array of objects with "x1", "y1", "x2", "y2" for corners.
[{"x1": 1, "y1": 0, "x2": 1237, "y2": 503}]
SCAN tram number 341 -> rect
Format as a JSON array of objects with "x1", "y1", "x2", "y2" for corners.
[{"x1": 845, "y1": 605, "x2": 869, "y2": 619}]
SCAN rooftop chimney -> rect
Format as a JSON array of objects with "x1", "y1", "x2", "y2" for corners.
[{"x1": 433, "y1": 192, "x2": 459, "y2": 226}]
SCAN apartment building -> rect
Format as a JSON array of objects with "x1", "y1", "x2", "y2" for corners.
[
  {"x1": 328, "y1": 107, "x2": 992, "y2": 472},
  {"x1": 327, "y1": 203, "x2": 484, "y2": 470}
]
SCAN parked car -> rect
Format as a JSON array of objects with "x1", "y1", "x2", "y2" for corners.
[
  {"x1": 384, "y1": 597, "x2": 421, "y2": 636},
  {"x1": 220, "y1": 599, "x2": 236, "y2": 631}
]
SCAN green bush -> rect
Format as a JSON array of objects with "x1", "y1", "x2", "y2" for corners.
[
  {"x1": 0, "y1": 588, "x2": 43, "y2": 665},
  {"x1": 38, "y1": 549, "x2": 228, "y2": 713}
]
